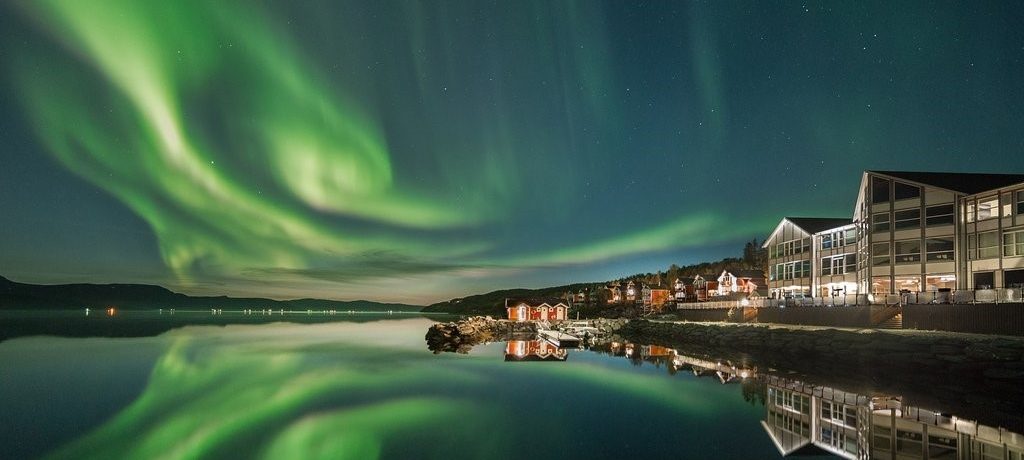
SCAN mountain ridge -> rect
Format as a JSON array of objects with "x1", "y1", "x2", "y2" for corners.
[{"x1": 0, "y1": 276, "x2": 422, "y2": 311}]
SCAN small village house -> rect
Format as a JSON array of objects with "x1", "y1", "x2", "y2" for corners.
[
  {"x1": 716, "y1": 269, "x2": 768, "y2": 297},
  {"x1": 505, "y1": 299, "x2": 569, "y2": 322}
]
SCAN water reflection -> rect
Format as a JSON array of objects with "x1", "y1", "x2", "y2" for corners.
[
  {"x1": 762, "y1": 375, "x2": 1024, "y2": 459},
  {"x1": 503, "y1": 340, "x2": 567, "y2": 362},
  {"x1": 504, "y1": 339, "x2": 1024, "y2": 459}
]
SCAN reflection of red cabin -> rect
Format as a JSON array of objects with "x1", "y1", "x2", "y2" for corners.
[
  {"x1": 506, "y1": 299, "x2": 569, "y2": 322},
  {"x1": 641, "y1": 345, "x2": 675, "y2": 357},
  {"x1": 504, "y1": 340, "x2": 567, "y2": 361}
]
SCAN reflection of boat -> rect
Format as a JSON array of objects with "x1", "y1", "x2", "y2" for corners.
[{"x1": 504, "y1": 340, "x2": 568, "y2": 362}]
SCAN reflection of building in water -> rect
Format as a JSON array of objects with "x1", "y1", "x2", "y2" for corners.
[
  {"x1": 670, "y1": 354, "x2": 756, "y2": 384},
  {"x1": 762, "y1": 375, "x2": 1024, "y2": 459},
  {"x1": 504, "y1": 340, "x2": 567, "y2": 362},
  {"x1": 605, "y1": 342, "x2": 757, "y2": 383}
]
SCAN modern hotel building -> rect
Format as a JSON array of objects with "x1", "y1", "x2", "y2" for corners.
[{"x1": 765, "y1": 170, "x2": 1024, "y2": 301}]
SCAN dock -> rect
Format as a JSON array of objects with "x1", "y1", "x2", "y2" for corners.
[{"x1": 537, "y1": 329, "x2": 582, "y2": 348}]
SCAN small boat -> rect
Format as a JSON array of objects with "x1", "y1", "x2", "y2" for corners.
[{"x1": 537, "y1": 329, "x2": 581, "y2": 348}]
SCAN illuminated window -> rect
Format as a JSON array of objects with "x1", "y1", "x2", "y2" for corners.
[
  {"x1": 894, "y1": 240, "x2": 921, "y2": 264},
  {"x1": 978, "y1": 231, "x2": 999, "y2": 259},
  {"x1": 1004, "y1": 230, "x2": 1024, "y2": 257},
  {"x1": 872, "y1": 213, "x2": 890, "y2": 233},
  {"x1": 977, "y1": 196, "x2": 999, "y2": 221},
  {"x1": 872, "y1": 276, "x2": 891, "y2": 295},
  {"x1": 926, "y1": 238, "x2": 954, "y2": 261},
  {"x1": 894, "y1": 209, "x2": 920, "y2": 230},
  {"x1": 926, "y1": 274, "x2": 956, "y2": 291},
  {"x1": 925, "y1": 204, "x2": 954, "y2": 227}
]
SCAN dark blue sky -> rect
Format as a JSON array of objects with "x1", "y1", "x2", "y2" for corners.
[{"x1": 2, "y1": 1, "x2": 1023, "y2": 303}]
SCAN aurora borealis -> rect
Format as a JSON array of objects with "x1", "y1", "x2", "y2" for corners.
[
  {"x1": 0, "y1": 318, "x2": 769, "y2": 459},
  {"x1": 2, "y1": 1, "x2": 1024, "y2": 302}
]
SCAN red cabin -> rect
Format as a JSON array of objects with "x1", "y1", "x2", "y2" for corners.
[{"x1": 506, "y1": 299, "x2": 569, "y2": 322}]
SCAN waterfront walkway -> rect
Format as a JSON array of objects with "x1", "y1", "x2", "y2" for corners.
[{"x1": 649, "y1": 319, "x2": 1024, "y2": 340}]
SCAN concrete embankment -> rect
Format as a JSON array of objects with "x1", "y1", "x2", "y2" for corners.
[
  {"x1": 620, "y1": 320, "x2": 1024, "y2": 379},
  {"x1": 618, "y1": 320, "x2": 1024, "y2": 429}
]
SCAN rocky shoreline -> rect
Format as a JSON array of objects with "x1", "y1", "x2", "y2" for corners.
[
  {"x1": 425, "y1": 316, "x2": 1024, "y2": 429},
  {"x1": 425, "y1": 316, "x2": 628, "y2": 353}
]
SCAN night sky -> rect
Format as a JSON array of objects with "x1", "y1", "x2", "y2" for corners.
[{"x1": 2, "y1": 1, "x2": 1024, "y2": 304}]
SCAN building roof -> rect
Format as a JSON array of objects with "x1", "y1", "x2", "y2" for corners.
[
  {"x1": 725, "y1": 269, "x2": 767, "y2": 280},
  {"x1": 871, "y1": 170, "x2": 1024, "y2": 195},
  {"x1": 785, "y1": 217, "x2": 852, "y2": 234},
  {"x1": 506, "y1": 298, "x2": 568, "y2": 308}
]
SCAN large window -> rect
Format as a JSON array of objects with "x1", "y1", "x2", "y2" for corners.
[
  {"x1": 775, "y1": 261, "x2": 810, "y2": 280},
  {"x1": 1004, "y1": 230, "x2": 1024, "y2": 257},
  {"x1": 872, "y1": 276, "x2": 891, "y2": 295},
  {"x1": 823, "y1": 254, "x2": 857, "y2": 275},
  {"x1": 872, "y1": 177, "x2": 890, "y2": 204},
  {"x1": 821, "y1": 229, "x2": 857, "y2": 249},
  {"x1": 979, "y1": 196, "x2": 999, "y2": 220},
  {"x1": 926, "y1": 274, "x2": 956, "y2": 291},
  {"x1": 872, "y1": 242, "x2": 890, "y2": 266},
  {"x1": 894, "y1": 240, "x2": 921, "y2": 264},
  {"x1": 978, "y1": 231, "x2": 999, "y2": 259},
  {"x1": 872, "y1": 213, "x2": 890, "y2": 233},
  {"x1": 893, "y1": 209, "x2": 921, "y2": 230},
  {"x1": 775, "y1": 238, "x2": 810, "y2": 257},
  {"x1": 926, "y1": 238, "x2": 954, "y2": 261},
  {"x1": 893, "y1": 182, "x2": 920, "y2": 201},
  {"x1": 925, "y1": 204, "x2": 954, "y2": 227}
]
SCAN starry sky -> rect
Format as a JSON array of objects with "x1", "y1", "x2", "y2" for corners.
[{"x1": 2, "y1": 1, "x2": 1024, "y2": 304}]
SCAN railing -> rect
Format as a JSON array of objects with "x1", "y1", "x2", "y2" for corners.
[
  {"x1": 674, "y1": 289, "x2": 1024, "y2": 309},
  {"x1": 927, "y1": 288, "x2": 1023, "y2": 304},
  {"x1": 675, "y1": 299, "x2": 765, "y2": 310},
  {"x1": 762, "y1": 294, "x2": 871, "y2": 308}
]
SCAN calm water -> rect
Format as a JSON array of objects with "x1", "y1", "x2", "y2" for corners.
[{"x1": 0, "y1": 312, "x2": 1020, "y2": 459}]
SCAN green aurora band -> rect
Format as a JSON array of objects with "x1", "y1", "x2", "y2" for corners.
[
  {"x1": 10, "y1": 0, "x2": 777, "y2": 300},
  {"x1": 39, "y1": 320, "x2": 724, "y2": 459}
]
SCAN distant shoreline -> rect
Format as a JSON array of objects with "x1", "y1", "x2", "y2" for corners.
[{"x1": 0, "y1": 275, "x2": 424, "y2": 312}]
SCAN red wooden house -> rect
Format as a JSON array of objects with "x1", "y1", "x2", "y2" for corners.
[{"x1": 506, "y1": 299, "x2": 569, "y2": 322}]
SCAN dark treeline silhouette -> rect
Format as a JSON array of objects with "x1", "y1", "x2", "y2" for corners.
[{"x1": 425, "y1": 239, "x2": 767, "y2": 316}]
